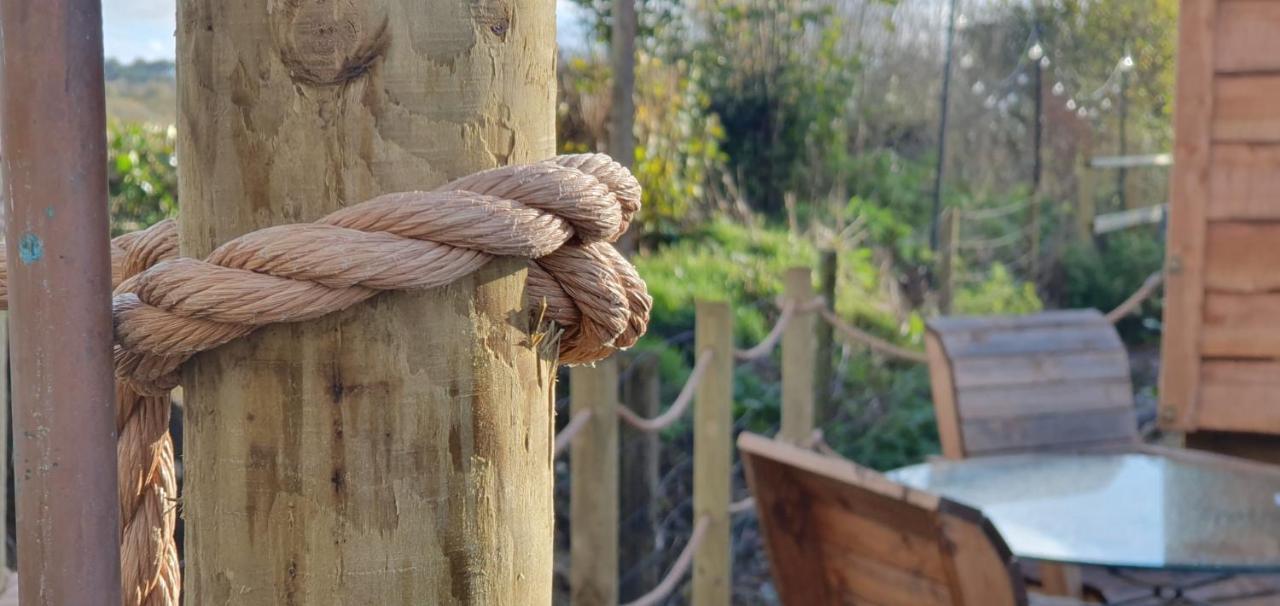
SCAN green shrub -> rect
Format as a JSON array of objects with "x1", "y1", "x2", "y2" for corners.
[
  {"x1": 107, "y1": 121, "x2": 177, "y2": 235},
  {"x1": 1059, "y1": 231, "x2": 1165, "y2": 341}
]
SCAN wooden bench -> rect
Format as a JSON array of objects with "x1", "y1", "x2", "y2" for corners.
[
  {"x1": 739, "y1": 433, "x2": 1085, "y2": 606},
  {"x1": 925, "y1": 309, "x2": 1138, "y2": 460}
]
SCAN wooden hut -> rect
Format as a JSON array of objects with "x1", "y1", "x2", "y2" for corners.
[{"x1": 1162, "y1": 1, "x2": 1280, "y2": 458}]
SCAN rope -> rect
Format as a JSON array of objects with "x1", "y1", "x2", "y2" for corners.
[
  {"x1": 733, "y1": 301, "x2": 794, "y2": 361},
  {"x1": 955, "y1": 228, "x2": 1026, "y2": 251},
  {"x1": 0, "y1": 153, "x2": 649, "y2": 606},
  {"x1": 956, "y1": 200, "x2": 1026, "y2": 221},
  {"x1": 106, "y1": 154, "x2": 650, "y2": 395},
  {"x1": 818, "y1": 308, "x2": 929, "y2": 364},
  {"x1": 617, "y1": 350, "x2": 713, "y2": 432},
  {"x1": 1104, "y1": 270, "x2": 1164, "y2": 324},
  {"x1": 619, "y1": 515, "x2": 710, "y2": 606},
  {"x1": 554, "y1": 409, "x2": 594, "y2": 457}
]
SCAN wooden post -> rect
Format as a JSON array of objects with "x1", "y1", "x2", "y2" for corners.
[
  {"x1": 1028, "y1": 193, "x2": 1041, "y2": 281},
  {"x1": 177, "y1": 3, "x2": 557, "y2": 604},
  {"x1": 693, "y1": 301, "x2": 733, "y2": 606},
  {"x1": 1077, "y1": 152, "x2": 1097, "y2": 245},
  {"x1": 0, "y1": 311, "x2": 7, "y2": 584},
  {"x1": 781, "y1": 268, "x2": 815, "y2": 444},
  {"x1": 570, "y1": 363, "x2": 620, "y2": 605},
  {"x1": 618, "y1": 356, "x2": 660, "y2": 600},
  {"x1": 814, "y1": 251, "x2": 838, "y2": 426},
  {"x1": 938, "y1": 209, "x2": 958, "y2": 314}
]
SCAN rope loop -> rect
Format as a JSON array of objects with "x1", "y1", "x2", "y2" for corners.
[{"x1": 108, "y1": 154, "x2": 651, "y2": 394}]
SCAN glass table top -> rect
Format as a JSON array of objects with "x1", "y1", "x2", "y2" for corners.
[{"x1": 887, "y1": 452, "x2": 1280, "y2": 572}]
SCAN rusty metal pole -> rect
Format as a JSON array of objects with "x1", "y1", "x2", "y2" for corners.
[{"x1": 0, "y1": 1, "x2": 124, "y2": 604}]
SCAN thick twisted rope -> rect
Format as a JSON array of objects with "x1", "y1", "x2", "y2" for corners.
[{"x1": 0, "y1": 153, "x2": 650, "y2": 605}]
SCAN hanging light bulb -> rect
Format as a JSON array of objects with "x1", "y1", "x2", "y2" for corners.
[
  {"x1": 972, "y1": 81, "x2": 986, "y2": 95},
  {"x1": 1040, "y1": 56, "x2": 1051, "y2": 68},
  {"x1": 1120, "y1": 55, "x2": 1135, "y2": 71},
  {"x1": 1100, "y1": 98, "x2": 1113, "y2": 110},
  {"x1": 1066, "y1": 99, "x2": 1077, "y2": 110},
  {"x1": 957, "y1": 15, "x2": 970, "y2": 30},
  {"x1": 1028, "y1": 43, "x2": 1044, "y2": 61},
  {"x1": 1016, "y1": 73, "x2": 1030, "y2": 86},
  {"x1": 1077, "y1": 107, "x2": 1089, "y2": 118},
  {"x1": 1052, "y1": 82, "x2": 1066, "y2": 96},
  {"x1": 960, "y1": 53, "x2": 975, "y2": 69},
  {"x1": 984, "y1": 95, "x2": 998, "y2": 109}
]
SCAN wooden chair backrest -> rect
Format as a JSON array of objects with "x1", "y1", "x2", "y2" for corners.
[
  {"x1": 739, "y1": 433, "x2": 1028, "y2": 606},
  {"x1": 925, "y1": 309, "x2": 1138, "y2": 459}
]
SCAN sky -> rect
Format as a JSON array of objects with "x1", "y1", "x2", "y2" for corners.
[{"x1": 102, "y1": 0, "x2": 590, "y2": 62}]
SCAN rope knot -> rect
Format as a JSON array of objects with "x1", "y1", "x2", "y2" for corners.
[{"x1": 111, "y1": 154, "x2": 651, "y2": 394}]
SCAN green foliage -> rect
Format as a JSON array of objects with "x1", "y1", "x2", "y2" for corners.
[
  {"x1": 692, "y1": 1, "x2": 859, "y2": 211},
  {"x1": 1060, "y1": 231, "x2": 1165, "y2": 340},
  {"x1": 953, "y1": 264, "x2": 1044, "y2": 315},
  {"x1": 107, "y1": 121, "x2": 177, "y2": 235},
  {"x1": 557, "y1": 54, "x2": 730, "y2": 237},
  {"x1": 632, "y1": 55, "x2": 730, "y2": 235},
  {"x1": 824, "y1": 360, "x2": 938, "y2": 471}
]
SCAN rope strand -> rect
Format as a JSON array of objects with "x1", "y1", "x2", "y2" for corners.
[{"x1": 616, "y1": 350, "x2": 714, "y2": 432}]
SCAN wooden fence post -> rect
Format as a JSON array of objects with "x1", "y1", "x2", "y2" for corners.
[
  {"x1": 781, "y1": 267, "x2": 815, "y2": 444},
  {"x1": 177, "y1": 3, "x2": 558, "y2": 603},
  {"x1": 619, "y1": 356, "x2": 660, "y2": 600},
  {"x1": 814, "y1": 251, "x2": 838, "y2": 426},
  {"x1": 694, "y1": 301, "x2": 733, "y2": 606},
  {"x1": 938, "y1": 209, "x2": 958, "y2": 314},
  {"x1": 1077, "y1": 151, "x2": 1097, "y2": 245},
  {"x1": 571, "y1": 362, "x2": 620, "y2": 605}
]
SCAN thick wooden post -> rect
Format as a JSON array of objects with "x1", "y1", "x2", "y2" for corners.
[
  {"x1": 693, "y1": 301, "x2": 732, "y2": 606},
  {"x1": 938, "y1": 209, "x2": 958, "y2": 314},
  {"x1": 814, "y1": 251, "x2": 838, "y2": 425},
  {"x1": 781, "y1": 268, "x2": 815, "y2": 444},
  {"x1": 618, "y1": 356, "x2": 660, "y2": 600},
  {"x1": 570, "y1": 363, "x2": 620, "y2": 605},
  {"x1": 177, "y1": 3, "x2": 557, "y2": 604}
]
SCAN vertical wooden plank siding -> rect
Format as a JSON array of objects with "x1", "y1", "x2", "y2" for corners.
[
  {"x1": 781, "y1": 267, "x2": 815, "y2": 444},
  {"x1": 693, "y1": 301, "x2": 733, "y2": 606},
  {"x1": 570, "y1": 364, "x2": 620, "y2": 605},
  {"x1": 1161, "y1": 0, "x2": 1218, "y2": 430}
]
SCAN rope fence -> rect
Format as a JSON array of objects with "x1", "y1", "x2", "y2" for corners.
[
  {"x1": 619, "y1": 515, "x2": 710, "y2": 606},
  {"x1": 617, "y1": 350, "x2": 714, "y2": 432},
  {"x1": 554, "y1": 262, "x2": 1164, "y2": 603},
  {"x1": 1105, "y1": 270, "x2": 1164, "y2": 324}
]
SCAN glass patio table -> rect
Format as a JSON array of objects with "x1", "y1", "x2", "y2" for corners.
[{"x1": 888, "y1": 451, "x2": 1280, "y2": 604}]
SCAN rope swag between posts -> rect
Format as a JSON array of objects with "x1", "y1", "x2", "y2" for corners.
[{"x1": 0, "y1": 153, "x2": 651, "y2": 606}]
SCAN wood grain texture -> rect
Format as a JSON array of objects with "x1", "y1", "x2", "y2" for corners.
[
  {"x1": 737, "y1": 433, "x2": 1025, "y2": 606},
  {"x1": 1215, "y1": 0, "x2": 1280, "y2": 73},
  {"x1": 1197, "y1": 361, "x2": 1280, "y2": 433},
  {"x1": 570, "y1": 362, "x2": 619, "y2": 605},
  {"x1": 1214, "y1": 75, "x2": 1280, "y2": 141},
  {"x1": 1205, "y1": 221, "x2": 1280, "y2": 292},
  {"x1": 1202, "y1": 292, "x2": 1280, "y2": 357},
  {"x1": 925, "y1": 332, "x2": 966, "y2": 459},
  {"x1": 1162, "y1": 0, "x2": 1218, "y2": 431},
  {"x1": 928, "y1": 312, "x2": 1136, "y2": 458},
  {"x1": 177, "y1": 1, "x2": 557, "y2": 603},
  {"x1": 1207, "y1": 144, "x2": 1280, "y2": 220},
  {"x1": 693, "y1": 301, "x2": 733, "y2": 606},
  {"x1": 780, "y1": 267, "x2": 815, "y2": 444}
]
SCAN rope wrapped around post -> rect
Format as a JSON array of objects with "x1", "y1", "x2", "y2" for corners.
[{"x1": 0, "y1": 153, "x2": 650, "y2": 606}]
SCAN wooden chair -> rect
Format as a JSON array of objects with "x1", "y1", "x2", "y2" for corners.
[
  {"x1": 924, "y1": 309, "x2": 1139, "y2": 460},
  {"x1": 739, "y1": 433, "x2": 1084, "y2": 606}
]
